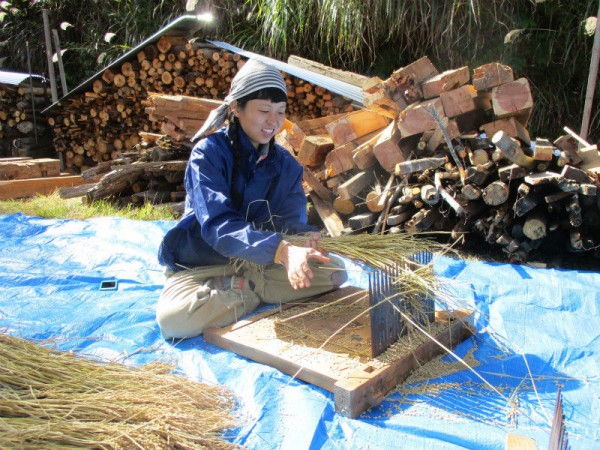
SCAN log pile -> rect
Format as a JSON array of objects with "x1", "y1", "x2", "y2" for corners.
[
  {"x1": 46, "y1": 37, "x2": 354, "y2": 172},
  {"x1": 57, "y1": 134, "x2": 190, "y2": 215},
  {"x1": 63, "y1": 52, "x2": 600, "y2": 265},
  {"x1": 288, "y1": 58, "x2": 600, "y2": 264},
  {"x1": 0, "y1": 80, "x2": 52, "y2": 158},
  {"x1": 143, "y1": 93, "x2": 223, "y2": 141}
]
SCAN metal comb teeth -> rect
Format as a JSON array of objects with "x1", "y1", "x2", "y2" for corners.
[{"x1": 368, "y1": 253, "x2": 435, "y2": 357}]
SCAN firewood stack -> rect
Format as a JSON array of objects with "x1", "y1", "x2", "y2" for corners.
[
  {"x1": 287, "y1": 57, "x2": 600, "y2": 264},
  {"x1": 46, "y1": 36, "x2": 353, "y2": 173},
  {"x1": 57, "y1": 133, "x2": 190, "y2": 215},
  {"x1": 64, "y1": 50, "x2": 600, "y2": 264},
  {"x1": 143, "y1": 93, "x2": 223, "y2": 141},
  {"x1": 0, "y1": 81, "x2": 52, "y2": 158}
]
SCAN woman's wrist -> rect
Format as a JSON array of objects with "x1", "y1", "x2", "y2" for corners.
[{"x1": 274, "y1": 239, "x2": 290, "y2": 265}]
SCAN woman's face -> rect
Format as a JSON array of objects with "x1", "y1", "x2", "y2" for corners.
[{"x1": 233, "y1": 99, "x2": 287, "y2": 149}]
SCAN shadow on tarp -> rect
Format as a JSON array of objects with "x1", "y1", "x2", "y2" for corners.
[{"x1": 0, "y1": 214, "x2": 598, "y2": 450}]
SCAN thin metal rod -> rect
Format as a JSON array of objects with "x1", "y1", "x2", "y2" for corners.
[{"x1": 52, "y1": 28, "x2": 68, "y2": 96}]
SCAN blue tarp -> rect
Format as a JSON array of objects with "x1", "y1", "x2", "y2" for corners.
[{"x1": 0, "y1": 213, "x2": 598, "y2": 449}]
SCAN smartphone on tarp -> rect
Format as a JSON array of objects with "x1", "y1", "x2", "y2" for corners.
[{"x1": 99, "y1": 279, "x2": 118, "y2": 290}]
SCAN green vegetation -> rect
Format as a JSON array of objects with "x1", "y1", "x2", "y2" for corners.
[
  {"x1": 240, "y1": 0, "x2": 599, "y2": 141},
  {"x1": 0, "y1": 1, "x2": 597, "y2": 141},
  {"x1": 0, "y1": 192, "x2": 178, "y2": 220}
]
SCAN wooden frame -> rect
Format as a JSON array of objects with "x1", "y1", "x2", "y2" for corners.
[{"x1": 205, "y1": 287, "x2": 474, "y2": 418}]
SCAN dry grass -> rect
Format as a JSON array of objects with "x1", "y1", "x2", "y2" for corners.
[{"x1": 0, "y1": 333, "x2": 241, "y2": 449}]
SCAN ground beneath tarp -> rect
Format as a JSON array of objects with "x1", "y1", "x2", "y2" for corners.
[{"x1": 0, "y1": 213, "x2": 598, "y2": 450}]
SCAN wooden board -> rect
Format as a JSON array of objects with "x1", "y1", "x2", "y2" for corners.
[
  {"x1": 309, "y1": 193, "x2": 347, "y2": 237},
  {"x1": 205, "y1": 287, "x2": 474, "y2": 418},
  {"x1": 326, "y1": 110, "x2": 390, "y2": 147},
  {"x1": 287, "y1": 55, "x2": 371, "y2": 88},
  {"x1": 0, "y1": 158, "x2": 61, "y2": 181},
  {"x1": 0, "y1": 174, "x2": 87, "y2": 200}
]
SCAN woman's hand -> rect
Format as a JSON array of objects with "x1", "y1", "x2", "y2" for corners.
[
  {"x1": 304, "y1": 231, "x2": 322, "y2": 249},
  {"x1": 279, "y1": 242, "x2": 330, "y2": 290}
]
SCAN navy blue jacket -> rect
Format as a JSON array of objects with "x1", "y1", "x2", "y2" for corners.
[{"x1": 158, "y1": 125, "x2": 316, "y2": 271}]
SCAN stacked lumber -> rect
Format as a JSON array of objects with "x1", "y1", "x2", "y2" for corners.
[
  {"x1": 63, "y1": 51, "x2": 600, "y2": 264},
  {"x1": 0, "y1": 157, "x2": 60, "y2": 180},
  {"x1": 58, "y1": 134, "x2": 190, "y2": 215},
  {"x1": 290, "y1": 58, "x2": 600, "y2": 263},
  {"x1": 143, "y1": 93, "x2": 223, "y2": 141},
  {"x1": 0, "y1": 82, "x2": 52, "y2": 158},
  {"x1": 46, "y1": 38, "x2": 353, "y2": 172}
]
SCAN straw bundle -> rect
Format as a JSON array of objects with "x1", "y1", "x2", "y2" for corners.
[
  {"x1": 289, "y1": 232, "x2": 451, "y2": 269},
  {"x1": 0, "y1": 333, "x2": 241, "y2": 449}
]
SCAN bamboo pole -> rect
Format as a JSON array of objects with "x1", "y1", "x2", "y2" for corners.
[
  {"x1": 581, "y1": 0, "x2": 600, "y2": 140},
  {"x1": 41, "y1": 9, "x2": 58, "y2": 103}
]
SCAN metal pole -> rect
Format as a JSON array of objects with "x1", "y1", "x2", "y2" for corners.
[
  {"x1": 580, "y1": 0, "x2": 600, "y2": 140},
  {"x1": 52, "y1": 29, "x2": 68, "y2": 96},
  {"x1": 41, "y1": 9, "x2": 58, "y2": 103}
]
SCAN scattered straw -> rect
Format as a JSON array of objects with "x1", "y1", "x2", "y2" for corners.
[
  {"x1": 396, "y1": 337, "x2": 480, "y2": 386},
  {"x1": 0, "y1": 333, "x2": 241, "y2": 449}
]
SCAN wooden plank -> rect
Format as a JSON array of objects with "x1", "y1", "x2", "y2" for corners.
[
  {"x1": 325, "y1": 143, "x2": 356, "y2": 176},
  {"x1": 326, "y1": 110, "x2": 390, "y2": 147},
  {"x1": 421, "y1": 66, "x2": 470, "y2": 99},
  {"x1": 0, "y1": 158, "x2": 61, "y2": 181},
  {"x1": 395, "y1": 157, "x2": 446, "y2": 176},
  {"x1": 297, "y1": 134, "x2": 334, "y2": 167},
  {"x1": 149, "y1": 94, "x2": 222, "y2": 109},
  {"x1": 287, "y1": 55, "x2": 371, "y2": 88},
  {"x1": 352, "y1": 130, "x2": 385, "y2": 170},
  {"x1": 481, "y1": 117, "x2": 530, "y2": 144},
  {"x1": 372, "y1": 120, "x2": 405, "y2": 173},
  {"x1": 397, "y1": 97, "x2": 445, "y2": 137},
  {"x1": 303, "y1": 167, "x2": 335, "y2": 202},
  {"x1": 347, "y1": 212, "x2": 375, "y2": 230},
  {"x1": 0, "y1": 156, "x2": 33, "y2": 162},
  {"x1": 578, "y1": 144, "x2": 600, "y2": 173},
  {"x1": 491, "y1": 78, "x2": 533, "y2": 123},
  {"x1": 472, "y1": 62, "x2": 514, "y2": 91},
  {"x1": 533, "y1": 138, "x2": 554, "y2": 161},
  {"x1": 440, "y1": 84, "x2": 478, "y2": 118},
  {"x1": 0, "y1": 174, "x2": 87, "y2": 200},
  {"x1": 337, "y1": 170, "x2": 374, "y2": 200},
  {"x1": 309, "y1": 193, "x2": 347, "y2": 237},
  {"x1": 334, "y1": 311, "x2": 473, "y2": 418},
  {"x1": 325, "y1": 130, "x2": 380, "y2": 175},
  {"x1": 384, "y1": 56, "x2": 439, "y2": 106},
  {"x1": 285, "y1": 113, "x2": 347, "y2": 151}
]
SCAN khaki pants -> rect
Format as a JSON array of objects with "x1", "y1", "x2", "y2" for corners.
[{"x1": 156, "y1": 256, "x2": 346, "y2": 339}]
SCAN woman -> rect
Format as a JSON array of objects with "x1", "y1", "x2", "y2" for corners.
[{"x1": 156, "y1": 58, "x2": 346, "y2": 340}]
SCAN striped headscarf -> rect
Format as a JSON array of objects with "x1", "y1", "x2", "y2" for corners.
[{"x1": 191, "y1": 58, "x2": 288, "y2": 142}]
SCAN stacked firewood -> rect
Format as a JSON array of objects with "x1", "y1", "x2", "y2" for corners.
[
  {"x1": 57, "y1": 133, "x2": 190, "y2": 215},
  {"x1": 0, "y1": 82, "x2": 52, "y2": 158},
  {"x1": 63, "y1": 52, "x2": 600, "y2": 264},
  {"x1": 286, "y1": 58, "x2": 600, "y2": 263},
  {"x1": 143, "y1": 93, "x2": 223, "y2": 141},
  {"x1": 46, "y1": 37, "x2": 353, "y2": 172}
]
